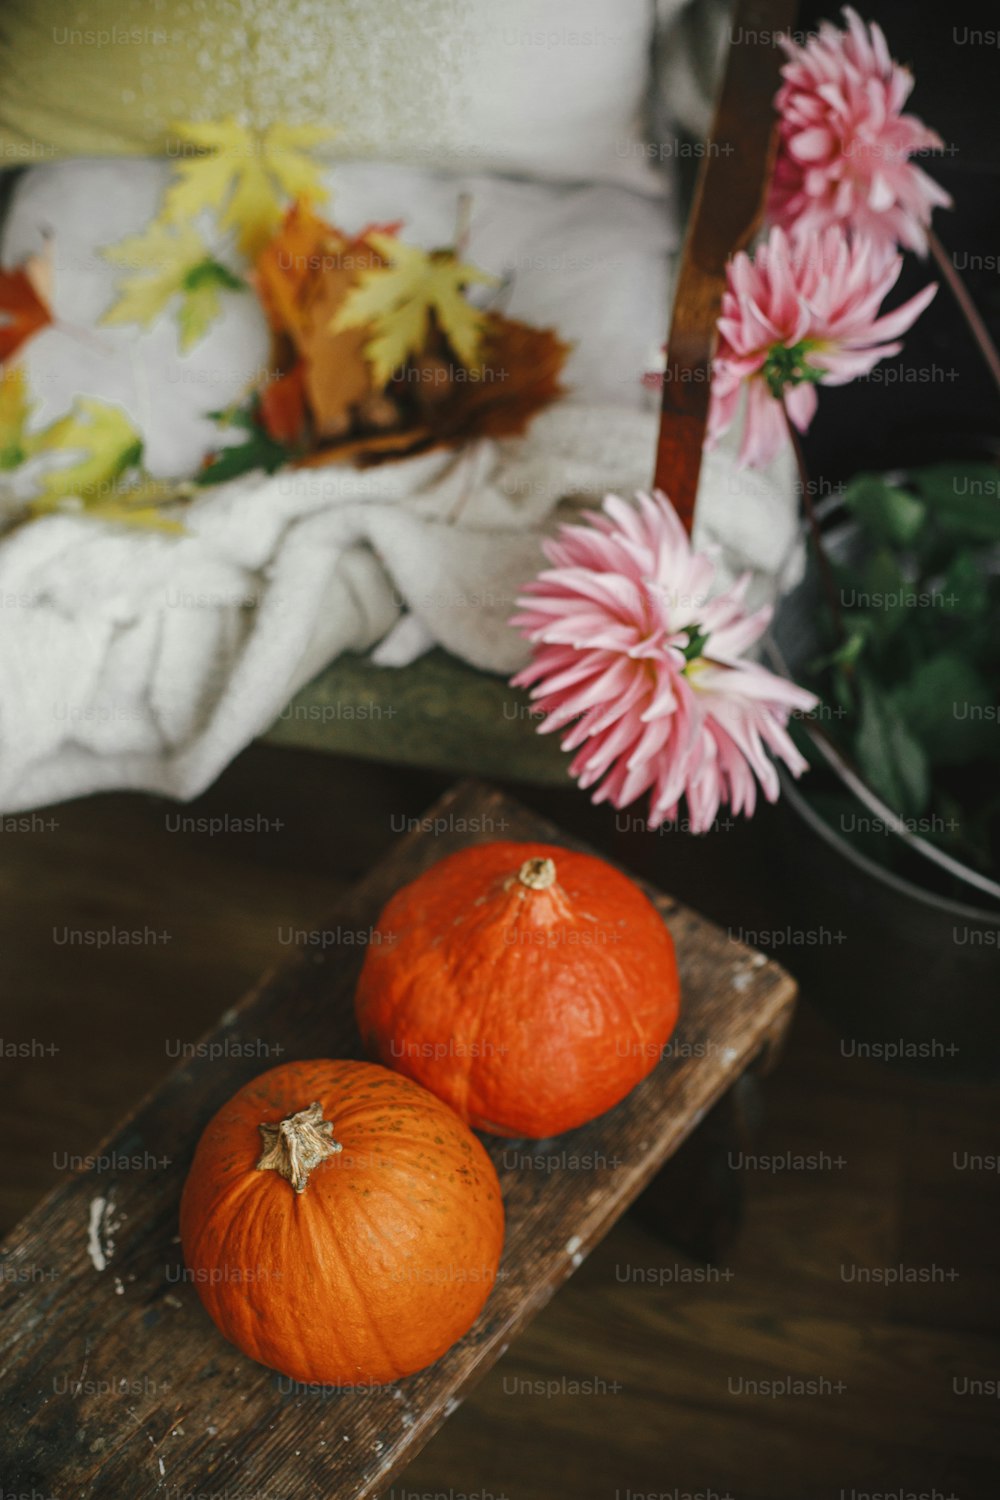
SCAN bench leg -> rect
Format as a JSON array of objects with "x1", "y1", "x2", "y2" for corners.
[
  {"x1": 630, "y1": 1016, "x2": 793, "y2": 1263},
  {"x1": 629, "y1": 1073, "x2": 760, "y2": 1262}
]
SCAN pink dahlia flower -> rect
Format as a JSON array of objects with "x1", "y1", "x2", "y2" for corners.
[
  {"x1": 510, "y1": 491, "x2": 818, "y2": 833},
  {"x1": 768, "y1": 7, "x2": 951, "y2": 255},
  {"x1": 709, "y1": 225, "x2": 936, "y2": 467}
]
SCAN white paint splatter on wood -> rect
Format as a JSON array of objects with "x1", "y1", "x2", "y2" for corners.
[{"x1": 87, "y1": 1197, "x2": 108, "y2": 1271}]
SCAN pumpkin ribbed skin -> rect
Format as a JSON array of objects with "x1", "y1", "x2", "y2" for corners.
[
  {"x1": 179, "y1": 1059, "x2": 504, "y2": 1385},
  {"x1": 355, "y1": 841, "x2": 681, "y2": 1138}
]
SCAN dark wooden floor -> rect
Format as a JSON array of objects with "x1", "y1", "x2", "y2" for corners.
[{"x1": 1, "y1": 745, "x2": 998, "y2": 1500}]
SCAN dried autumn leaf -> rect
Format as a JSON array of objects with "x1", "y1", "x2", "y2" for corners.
[
  {"x1": 254, "y1": 204, "x2": 402, "y2": 338},
  {"x1": 255, "y1": 204, "x2": 381, "y2": 435},
  {"x1": 429, "y1": 313, "x2": 571, "y2": 443},
  {"x1": 24, "y1": 239, "x2": 55, "y2": 306},
  {"x1": 298, "y1": 254, "x2": 378, "y2": 437},
  {"x1": 259, "y1": 363, "x2": 308, "y2": 446},
  {"x1": 0, "y1": 261, "x2": 53, "y2": 364},
  {"x1": 332, "y1": 232, "x2": 498, "y2": 387},
  {"x1": 297, "y1": 423, "x2": 432, "y2": 469},
  {"x1": 264, "y1": 123, "x2": 338, "y2": 202},
  {"x1": 81, "y1": 474, "x2": 185, "y2": 532},
  {"x1": 29, "y1": 398, "x2": 144, "y2": 514},
  {"x1": 102, "y1": 221, "x2": 245, "y2": 352},
  {"x1": 0, "y1": 372, "x2": 177, "y2": 530},
  {"x1": 0, "y1": 366, "x2": 32, "y2": 470},
  {"x1": 209, "y1": 211, "x2": 568, "y2": 479},
  {"x1": 298, "y1": 314, "x2": 570, "y2": 469},
  {"x1": 86, "y1": 509, "x2": 183, "y2": 532},
  {"x1": 254, "y1": 201, "x2": 333, "y2": 336},
  {"x1": 177, "y1": 261, "x2": 246, "y2": 350},
  {"x1": 162, "y1": 119, "x2": 335, "y2": 258}
]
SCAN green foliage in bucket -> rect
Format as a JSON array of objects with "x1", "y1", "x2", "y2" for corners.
[{"x1": 800, "y1": 462, "x2": 1000, "y2": 880}]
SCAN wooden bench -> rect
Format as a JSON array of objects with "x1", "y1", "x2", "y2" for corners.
[{"x1": 0, "y1": 781, "x2": 796, "y2": 1497}]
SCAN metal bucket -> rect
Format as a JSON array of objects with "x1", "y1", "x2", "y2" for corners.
[{"x1": 770, "y1": 518, "x2": 1000, "y2": 1078}]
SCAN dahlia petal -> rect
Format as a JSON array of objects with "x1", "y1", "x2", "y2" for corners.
[
  {"x1": 868, "y1": 172, "x2": 896, "y2": 212},
  {"x1": 791, "y1": 126, "x2": 836, "y2": 162},
  {"x1": 738, "y1": 381, "x2": 788, "y2": 468},
  {"x1": 767, "y1": 9, "x2": 948, "y2": 254},
  {"x1": 866, "y1": 279, "x2": 938, "y2": 340},
  {"x1": 784, "y1": 380, "x2": 819, "y2": 432}
]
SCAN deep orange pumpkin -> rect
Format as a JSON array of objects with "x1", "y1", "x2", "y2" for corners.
[
  {"x1": 355, "y1": 841, "x2": 681, "y2": 1137},
  {"x1": 179, "y1": 1059, "x2": 504, "y2": 1385}
]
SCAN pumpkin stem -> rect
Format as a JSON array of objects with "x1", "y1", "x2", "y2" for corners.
[
  {"x1": 517, "y1": 856, "x2": 557, "y2": 892},
  {"x1": 256, "y1": 1101, "x2": 342, "y2": 1194}
]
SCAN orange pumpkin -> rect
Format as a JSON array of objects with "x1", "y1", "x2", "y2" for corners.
[
  {"x1": 355, "y1": 841, "x2": 681, "y2": 1138},
  {"x1": 179, "y1": 1059, "x2": 504, "y2": 1385}
]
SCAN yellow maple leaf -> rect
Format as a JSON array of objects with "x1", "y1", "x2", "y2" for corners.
[
  {"x1": 162, "y1": 119, "x2": 335, "y2": 258},
  {"x1": 331, "y1": 232, "x2": 498, "y2": 387},
  {"x1": 263, "y1": 122, "x2": 337, "y2": 201},
  {"x1": 28, "y1": 399, "x2": 145, "y2": 515},
  {"x1": 0, "y1": 366, "x2": 32, "y2": 471},
  {"x1": 81, "y1": 474, "x2": 186, "y2": 532},
  {"x1": 101, "y1": 222, "x2": 245, "y2": 352}
]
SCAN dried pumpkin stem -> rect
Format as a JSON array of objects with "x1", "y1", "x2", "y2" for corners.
[
  {"x1": 517, "y1": 856, "x2": 557, "y2": 891},
  {"x1": 256, "y1": 1101, "x2": 342, "y2": 1194}
]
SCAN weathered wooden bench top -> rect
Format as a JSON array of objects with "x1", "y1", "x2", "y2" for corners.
[{"x1": 0, "y1": 781, "x2": 796, "y2": 1498}]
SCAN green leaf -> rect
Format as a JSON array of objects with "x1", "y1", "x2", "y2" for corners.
[
  {"x1": 810, "y1": 622, "x2": 869, "y2": 675},
  {"x1": 909, "y1": 463, "x2": 1000, "y2": 542},
  {"x1": 938, "y1": 550, "x2": 990, "y2": 619},
  {"x1": 891, "y1": 653, "x2": 998, "y2": 765},
  {"x1": 854, "y1": 673, "x2": 930, "y2": 818},
  {"x1": 182, "y1": 261, "x2": 245, "y2": 295},
  {"x1": 844, "y1": 472, "x2": 926, "y2": 548},
  {"x1": 207, "y1": 406, "x2": 259, "y2": 432},
  {"x1": 197, "y1": 425, "x2": 289, "y2": 486},
  {"x1": 175, "y1": 261, "x2": 246, "y2": 351},
  {"x1": 857, "y1": 547, "x2": 912, "y2": 638}
]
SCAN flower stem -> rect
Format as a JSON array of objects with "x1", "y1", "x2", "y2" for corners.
[
  {"x1": 928, "y1": 227, "x2": 1000, "y2": 403},
  {"x1": 782, "y1": 404, "x2": 845, "y2": 643}
]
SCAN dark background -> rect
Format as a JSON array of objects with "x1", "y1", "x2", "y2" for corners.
[{"x1": 799, "y1": 0, "x2": 1000, "y2": 477}]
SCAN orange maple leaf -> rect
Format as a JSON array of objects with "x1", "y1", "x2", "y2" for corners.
[{"x1": 254, "y1": 204, "x2": 407, "y2": 438}]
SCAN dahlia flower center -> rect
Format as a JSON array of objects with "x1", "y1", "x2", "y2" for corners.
[
  {"x1": 761, "y1": 339, "x2": 825, "y2": 399},
  {"x1": 681, "y1": 625, "x2": 710, "y2": 667}
]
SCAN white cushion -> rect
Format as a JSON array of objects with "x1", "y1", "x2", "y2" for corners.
[{"x1": 0, "y1": 0, "x2": 677, "y2": 194}]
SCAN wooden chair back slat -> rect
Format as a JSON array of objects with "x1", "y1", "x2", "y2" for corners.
[{"x1": 654, "y1": 0, "x2": 799, "y2": 530}]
